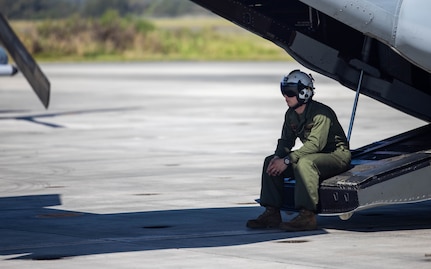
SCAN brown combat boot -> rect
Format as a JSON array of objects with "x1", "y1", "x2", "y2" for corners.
[
  {"x1": 246, "y1": 207, "x2": 281, "y2": 229},
  {"x1": 279, "y1": 209, "x2": 317, "y2": 231}
]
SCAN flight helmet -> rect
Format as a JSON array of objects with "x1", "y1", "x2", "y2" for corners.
[{"x1": 280, "y1": 69, "x2": 315, "y2": 105}]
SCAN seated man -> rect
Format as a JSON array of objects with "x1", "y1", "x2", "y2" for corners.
[{"x1": 247, "y1": 70, "x2": 351, "y2": 231}]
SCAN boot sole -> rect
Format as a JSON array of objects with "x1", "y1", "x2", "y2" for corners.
[
  {"x1": 246, "y1": 222, "x2": 281, "y2": 229},
  {"x1": 279, "y1": 225, "x2": 318, "y2": 232}
]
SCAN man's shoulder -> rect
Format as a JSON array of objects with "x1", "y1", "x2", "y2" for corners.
[
  {"x1": 309, "y1": 100, "x2": 334, "y2": 112},
  {"x1": 310, "y1": 100, "x2": 327, "y2": 108}
]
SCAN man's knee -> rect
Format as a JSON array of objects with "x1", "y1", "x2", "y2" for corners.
[
  {"x1": 294, "y1": 157, "x2": 320, "y2": 183},
  {"x1": 295, "y1": 156, "x2": 316, "y2": 171}
]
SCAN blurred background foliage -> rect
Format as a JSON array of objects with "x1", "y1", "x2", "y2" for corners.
[
  {"x1": 0, "y1": 0, "x2": 211, "y2": 19},
  {"x1": 0, "y1": 0, "x2": 291, "y2": 61}
]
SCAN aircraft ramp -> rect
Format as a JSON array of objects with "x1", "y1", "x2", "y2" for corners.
[{"x1": 319, "y1": 124, "x2": 431, "y2": 216}]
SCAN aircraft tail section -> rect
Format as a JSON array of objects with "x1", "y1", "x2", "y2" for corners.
[
  {"x1": 0, "y1": 13, "x2": 50, "y2": 108},
  {"x1": 190, "y1": 0, "x2": 431, "y2": 123},
  {"x1": 191, "y1": 0, "x2": 431, "y2": 218}
]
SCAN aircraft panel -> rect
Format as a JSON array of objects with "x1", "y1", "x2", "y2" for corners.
[{"x1": 0, "y1": 13, "x2": 50, "y2": 108}]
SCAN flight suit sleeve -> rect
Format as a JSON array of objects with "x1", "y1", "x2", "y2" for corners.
[
  {"x1": 289, "y1": 114, "x2": 331, "y2": 163},
  {"x1": 274, "y1": 115, "x2": 296, "y2": 157}
]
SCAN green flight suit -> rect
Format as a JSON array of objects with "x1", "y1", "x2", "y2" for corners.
[{"x1": 259, "y1": 100, "x2": 351, "y2": 211}]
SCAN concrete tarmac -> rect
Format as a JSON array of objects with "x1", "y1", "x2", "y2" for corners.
[{"x1": 0, "y1": 62, "x2": 429, "y2": 268}]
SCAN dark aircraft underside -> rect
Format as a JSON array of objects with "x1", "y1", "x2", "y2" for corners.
[{"x1": 191, "y1": 0, "x2": 431, "y2": 123}]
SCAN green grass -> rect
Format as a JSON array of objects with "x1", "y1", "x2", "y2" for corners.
[{"x1": 12, "y1": 15, "x2": 292, "y2": 62}]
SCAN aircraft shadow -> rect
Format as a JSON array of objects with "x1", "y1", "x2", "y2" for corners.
[
  {"x1": 0, "y1": 194, "x2": 430, "y2": 260},
  {"x1": 0, "y1": 194, "x2": 323, "y2": 260},
  {"x1": 0, "y1": 107, "x2": 142, "y2": 128}
]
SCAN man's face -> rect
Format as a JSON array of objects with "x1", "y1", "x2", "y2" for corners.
[
  {"x1": 280, "y1": 85, "x2": 299, "y2": 108},
  {"x1": 283, "y1": 94, "x2": 299, "y2": 108}
]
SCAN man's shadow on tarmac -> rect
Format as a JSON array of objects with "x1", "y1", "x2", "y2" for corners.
[{"x1": 1, "y1": 194, "x2": 430, "y2": 260}]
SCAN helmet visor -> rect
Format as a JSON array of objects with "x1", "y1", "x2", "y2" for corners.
[{"x1": 280, "y1": 83, "x2": 298, "y2": 97}]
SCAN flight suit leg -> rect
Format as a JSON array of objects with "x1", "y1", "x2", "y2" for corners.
[
  {"x1": 293, "y1": 148, "x2": 351, "y2": 211},
  {"x1": 259, "y1": 155, "x2": 293, "y2": 208}
]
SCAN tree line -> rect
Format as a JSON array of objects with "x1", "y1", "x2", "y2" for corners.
[{"x1": 0, "y1": 0, "x2": 211, "y2": 19}]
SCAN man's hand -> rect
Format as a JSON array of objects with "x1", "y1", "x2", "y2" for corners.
[{"x1": 266, "y1": 156, "x2": 288, "y2": 176}]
